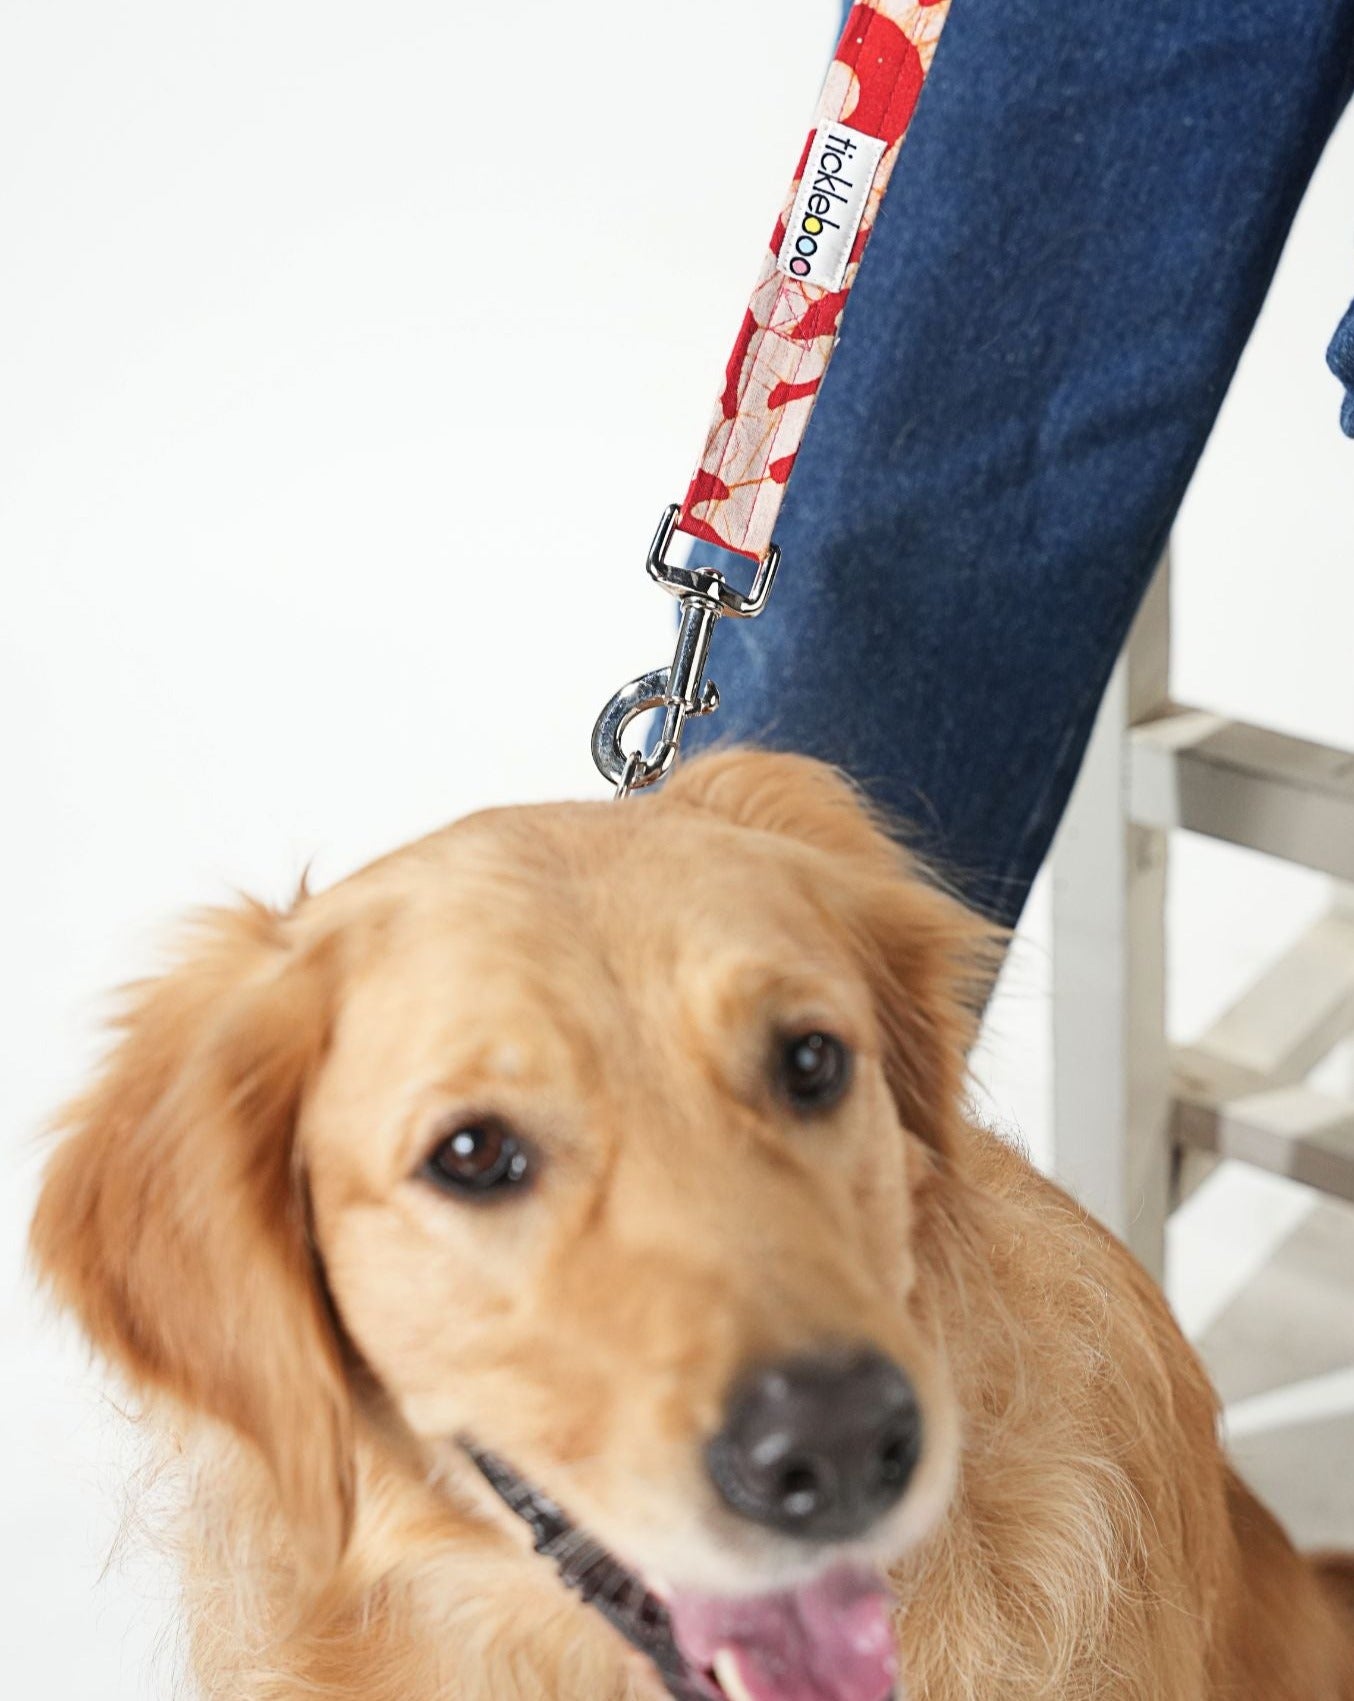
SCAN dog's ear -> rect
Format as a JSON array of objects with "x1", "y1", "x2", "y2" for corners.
[
  {"x1": 30, "y1": 899, "x2": 353, "y2": 1575},
  {"x1": 665, "y1": 750, "x2": 1003, "y2": 1158}
]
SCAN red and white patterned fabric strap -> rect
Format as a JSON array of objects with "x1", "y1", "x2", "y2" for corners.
[{"x1": 678, "y1": 1, "x2": 953, "y2": 562}]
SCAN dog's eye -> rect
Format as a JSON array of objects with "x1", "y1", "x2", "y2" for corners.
[
  {"x1": 421, "y1": 1119, "x2": 530, "y2": 1197},
  {"x1": 778, "y1": 1031, "x2": 852, "y2": 1111}
]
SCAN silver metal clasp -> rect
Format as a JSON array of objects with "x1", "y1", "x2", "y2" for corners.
[{"x1": 591, "y1": 505, "x2": 781, "y2": 795}]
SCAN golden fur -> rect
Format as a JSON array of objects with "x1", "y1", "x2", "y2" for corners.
[{"x1": 31, "y1": 749, "x2": 1354, "y2": 1700}]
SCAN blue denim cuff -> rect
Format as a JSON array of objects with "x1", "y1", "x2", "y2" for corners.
[{"x1": 1328, "y1": 298, "x2": 1354, "y2": 438}]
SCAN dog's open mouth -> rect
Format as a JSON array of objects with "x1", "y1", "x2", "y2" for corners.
[
  {"x1": 667, "y1": 1563, "x2": 899, "y2": 1701},
  {"x1": 464, "y1": 1443, "x2": 899, "y2": 1701}
]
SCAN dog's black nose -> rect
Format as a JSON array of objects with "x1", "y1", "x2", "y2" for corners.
[{"x1": 705, "y1": 1348, "x2": 922, "y2": 1541}]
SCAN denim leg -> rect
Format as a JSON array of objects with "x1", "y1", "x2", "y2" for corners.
[
  {"x1": 1330, "y1": 299, "x2": 1354, "y2": 436},
  {"x1": 682, "y1": 0, "x2": 1354, "y2": 927}
]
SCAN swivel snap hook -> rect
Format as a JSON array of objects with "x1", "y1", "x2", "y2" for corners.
[
  {"x1": 591, "y1": 593, "x2": 722, "y2": 796},
  {"x1": 591, "y1": 505, "x2": 781, "y2": 796}
]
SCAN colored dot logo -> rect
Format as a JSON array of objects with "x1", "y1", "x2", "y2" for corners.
[{"x1": 779, "y1": 124, "x2": 882, "y2": 288}]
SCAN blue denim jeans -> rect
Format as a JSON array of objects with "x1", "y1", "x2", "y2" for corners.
[{"x1": 685, "y1": 0, "x2": 1354, "y2": 928}]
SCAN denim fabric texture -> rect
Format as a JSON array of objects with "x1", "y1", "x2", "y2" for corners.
[
  {"x1": 682, "y1": 0, "x2": 1354, "y2": 927},
  {"x1": 1330, "y1": 300, "x2": 1354, "y2": 436}
]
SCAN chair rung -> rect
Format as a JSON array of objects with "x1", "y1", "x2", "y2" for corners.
[
  {"x1": 1172, "y1": 1078, "x2": 1354, "y2": 1203},
  {"x1": 1130, "y1": 707, "x2": 1354, "y2": 879},
  {"x1": 1177, "y1": 911, "x2": 1354, "y2": 1092}
]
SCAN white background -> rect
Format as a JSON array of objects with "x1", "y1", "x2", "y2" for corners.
[{"x1": 2, "y1": 2, "x2": 1352, "y2": 1690}]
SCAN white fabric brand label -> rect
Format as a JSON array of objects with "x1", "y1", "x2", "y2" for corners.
[{"x1": 777, "y1": 122, "x2": 887, "y2": 293}]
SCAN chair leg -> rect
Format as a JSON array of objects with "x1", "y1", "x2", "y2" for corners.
[{"x1": 1051, "y1": 559, "x2": 1172, "y2": 1278}]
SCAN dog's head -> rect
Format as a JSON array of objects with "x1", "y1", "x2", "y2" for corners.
[{"x1": 32, "y1": 751, "x2": 998, "y2": 1701}]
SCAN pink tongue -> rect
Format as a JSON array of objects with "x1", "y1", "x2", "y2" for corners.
[{"x1": 667, "y1": 1562, "x2": 897, "y2": 1701}]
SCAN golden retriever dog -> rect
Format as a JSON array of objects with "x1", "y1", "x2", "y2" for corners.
[{"x1": 31, "y1": 750, "x2": 1354, "y2": 1701}]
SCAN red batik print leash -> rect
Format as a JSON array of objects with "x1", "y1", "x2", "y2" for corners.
[{"x1": 592, "y1": 0, "x2": 954, "y2": 796}]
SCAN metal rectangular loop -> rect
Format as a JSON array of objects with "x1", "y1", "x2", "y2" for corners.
[{"x1": 646, "y1": 505, "x2": 780, "y2": 619}]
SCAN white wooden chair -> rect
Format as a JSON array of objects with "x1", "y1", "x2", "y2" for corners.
[{"x1": 1050, "y1": 555, "x2": 1354, "y2": 1278}]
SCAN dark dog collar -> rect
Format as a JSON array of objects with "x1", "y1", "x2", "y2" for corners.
[{"x1": 462, "y1": 1441, "x2": 712, "y2": 1700}]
